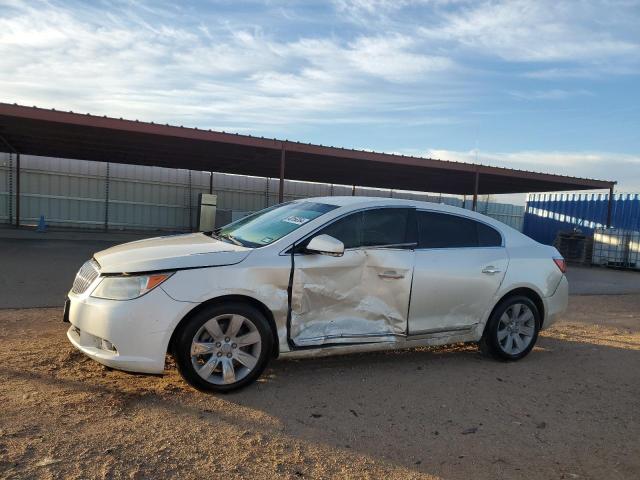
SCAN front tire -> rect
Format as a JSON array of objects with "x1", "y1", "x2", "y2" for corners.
[
  {"x1": 174, "y1": 302, "x2": 273, "y2": 393},
  {"x1": 480, "y1": 295, "x2": 540, "y2": 361}
]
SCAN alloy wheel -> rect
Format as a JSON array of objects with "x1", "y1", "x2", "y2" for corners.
[
  {"x1": 190, "y1": 314, "x2": 262, "y2": 385},
  {"x1": 497, "y1": 303, "x2": 536, "y2": 355}
]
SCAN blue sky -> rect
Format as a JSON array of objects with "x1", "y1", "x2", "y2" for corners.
[{"x1": 1, "y1": 0, "x2": 639, "y2": 199}]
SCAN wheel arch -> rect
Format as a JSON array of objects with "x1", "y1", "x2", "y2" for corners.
[
  {"x1": 167, "y1": 294, "x2": 280, "y2": 358},
  {"x1": 488, "y1": 287, "x2": 546, "y2": 328}
]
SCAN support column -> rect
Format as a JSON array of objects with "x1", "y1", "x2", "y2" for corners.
[
  {"x1": 606, "y1": 186, "x2": 614, "y2": 228},
  {"x1": 8, "y1": 153, "x2": 13, "y2": 225},
  {"x1": 104, "y1": 162, "x2": 110, "y2": 231},
  {"x1": 15, "y1": 153, "x2": 20, "y2": 227},
  {"x1": 188, "y1": 170, "x2": 193, "y2": 231},
  {"x1": 351, "y1": 185, "x2": 356, "y2": 196},
  {"x1": 472, "y1": 170, "x2": 480, "y2": 212},
  {"x1": 278, "y1": 145, "x2": 286, "y2": 203}
]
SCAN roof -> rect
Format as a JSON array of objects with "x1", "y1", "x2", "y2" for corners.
[
  {"x1": 290, "y1": 196, "x2": 533, "y2": 244},
  {"x1": 0, "y1": 103, "x2": 616, "y2": 195}
]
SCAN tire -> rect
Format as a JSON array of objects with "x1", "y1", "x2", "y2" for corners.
[
  {"x1": 174, "y1": 302, "x2": 273, "y2": 393},
  {"x1": 479, "y1": 295, "x2": 541, "y2": 361}
]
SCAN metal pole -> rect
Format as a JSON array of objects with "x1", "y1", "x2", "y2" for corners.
[
  {"x1": 209, "y1": 172, "x2": 213, "y2": 194},
  {"x1": 188, "y1": 170, "x2": 193, "y2": 231},
  {"x1": 606, "y1": 186, "x2": 614, "y2": 228},
  {"x1": 15, "y1": 153, "x2": 20, "y2": 227},
  {"x1": 104, "y1": 162, "x2": 110, "y2": 231},
  {"x1": 351, "y1": 185, "x2": 356, "y2": 196},
  {"x1": 472, "y1": 170, "x2": 479, "y2": 212},
  {"x1": 8, "y1": 153, "x2": 13, "y2": 225},
  {"x1": 265, "y1": 177, "x2": 270, "y2": 207},
  {"x1": 278, "y1": 145, "x2": 285, "y2": 203}
]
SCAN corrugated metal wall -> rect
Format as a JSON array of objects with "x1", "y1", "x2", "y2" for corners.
[
  {"x1": 0, "y1": 152, "x2": 12, "y2": 224},
  {"x1": 524, "y1": 193, "x2": 640, "y2": 245},
  {"x1": 0, "y1": 153, "x2": 525, "y2": 231}
]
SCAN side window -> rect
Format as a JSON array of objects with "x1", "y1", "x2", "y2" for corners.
[
  {"x1": 417, "y1": 211, "x2": 502, "y2": 248},
  {"x1": 313, "y1": 211, "x2": 363, "y2": 249},
  {"x1": 361, "y1": 208, "x2": 411, "y2": 247},
  {"x1": 477, "y1": 222, "x2": 502, "y2": 247}
]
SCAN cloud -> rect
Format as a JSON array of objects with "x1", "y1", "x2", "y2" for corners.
[
  {"x1": 0, "y1": 0, "x2": 638, "y2": 196},
  {"x1": 420, "y1": 0, "x2": 640, "y2": 63},
  {"x1": 0, "y1": 0, "x2": 460, "y2": 131},
  {"x1": 508, "y1": 89, "x2": 594, "y2": 101}
]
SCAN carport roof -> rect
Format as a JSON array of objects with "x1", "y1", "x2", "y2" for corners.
[{"x1": 0, "y1": 102, "x2": 615, "y2": 195}]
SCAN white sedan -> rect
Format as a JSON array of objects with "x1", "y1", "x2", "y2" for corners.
[{"x1": 65, "y1": 197, "x2": 568, "y2": 392}]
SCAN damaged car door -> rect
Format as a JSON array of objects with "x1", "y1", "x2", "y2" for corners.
[{"x1": 289, "y1": 207, "x2": 416, "y2": 347}]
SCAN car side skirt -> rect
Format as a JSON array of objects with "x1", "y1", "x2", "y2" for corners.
[{"x1": 279, "y1": 326, "x2": 479, "y2": 359}]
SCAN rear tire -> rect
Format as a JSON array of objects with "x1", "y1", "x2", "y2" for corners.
[
  {"x1": 174, "y1": 302, "x2": 273, "y2": 393},
  {"x1": 479, "y1": 295, "x2": 540, "y2": 361}
]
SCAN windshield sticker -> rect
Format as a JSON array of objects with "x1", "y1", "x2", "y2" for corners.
[
  {"x1": 260, "y1": 236, "x2": 274, "y2": 244},
  {"x1": 283, "y1": 215, "x2": 310, "y2": 226}
]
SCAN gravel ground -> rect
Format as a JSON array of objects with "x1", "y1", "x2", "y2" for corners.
[{"x1": 1, "y1": 295, "x2": 639, "y2": 479}]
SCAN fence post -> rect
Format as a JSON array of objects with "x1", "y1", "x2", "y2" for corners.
[
  {"x1": 7, "y1": 153, "x2": 12, "y2": 225},
  {"x1": 472, "y1": 170, "x2": 479, "y2": 211},
  {"x1": 278, "y1": 145, "x2": 286, "y2": 203},
  {"x1": 15, "y1": 153, "x2": 20, "y2": 227},
  {"x1": 265, "y1": 177, "x2": 270, "y2": 207},
  {"x1": 606, "y1": 186, "x2": 614, "y2": 228},
  {"x1": 188, "y1": 170, "x2": 193, "y2": 231}
]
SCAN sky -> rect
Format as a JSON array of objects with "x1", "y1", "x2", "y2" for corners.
[{"x1": 1, "y1": 0, "x2": 639, "y2": 202}]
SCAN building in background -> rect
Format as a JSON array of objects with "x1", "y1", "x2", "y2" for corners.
[{"x1": 0, "y1": 153, "x2": 525, "y2": 233}]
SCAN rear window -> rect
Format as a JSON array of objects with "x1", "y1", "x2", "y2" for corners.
[{"x1": 417, "y1": 211, "x2": 502, "y2": 249}]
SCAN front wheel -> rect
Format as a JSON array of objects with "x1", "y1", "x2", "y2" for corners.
[
  {"x1": 174, "y1": 302, "x2": 273, "y2": 393},
  {"x1": 479, "y1": 295, "x2": 541, "y2": 361}
]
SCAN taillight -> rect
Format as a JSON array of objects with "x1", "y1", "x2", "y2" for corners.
[{"x1": 553, "y1": 258, "x2": 567, "y2": 273}]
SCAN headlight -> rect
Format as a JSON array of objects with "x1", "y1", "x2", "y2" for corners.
[{"x1": 91, "y1": 273, "x2": 173, "y2": 300}]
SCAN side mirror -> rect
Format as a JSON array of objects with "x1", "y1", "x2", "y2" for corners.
[{"x1": 306, "y1": 234, "x2": 345, "y2": 257}]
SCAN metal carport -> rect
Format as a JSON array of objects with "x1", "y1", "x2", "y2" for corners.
[{"x1": 0, "y1": 102, "x2": 616, "y2": 228}]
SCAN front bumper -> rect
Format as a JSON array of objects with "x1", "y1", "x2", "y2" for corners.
[
  {"x1": 543, "y1": 275, "x2": 569, "y2": 329},
  {"x1": 66, "y1": 286, "x2": 193, "y2": 374}
]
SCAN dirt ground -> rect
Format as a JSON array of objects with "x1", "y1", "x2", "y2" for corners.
[{"x1": 1, "y1": 295, "x2": 639, "y2": 480}]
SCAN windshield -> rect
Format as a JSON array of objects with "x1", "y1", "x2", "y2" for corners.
[{"x1": 215, "y1": 201, "x2": 338, "y2": 248}]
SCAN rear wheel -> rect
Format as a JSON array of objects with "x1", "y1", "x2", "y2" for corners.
[
  {"x1": 174, "y1": 302, "x2": 273, "y2": 393},
  {"x1": 480, "y1": 295, "x2": 540, "y2": 361}
]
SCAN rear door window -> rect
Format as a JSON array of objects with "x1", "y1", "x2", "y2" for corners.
[{"x1": 417, "y1": 211, "x2": 502, "y2": 248}]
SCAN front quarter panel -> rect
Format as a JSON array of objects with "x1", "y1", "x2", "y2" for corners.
[{"x1": 160, "y1": 253, "x2": 292, "y2": 351}]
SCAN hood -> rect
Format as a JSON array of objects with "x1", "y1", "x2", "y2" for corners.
[{"x1": 94, "y1": 233, "x2": 252, "y2": 274}]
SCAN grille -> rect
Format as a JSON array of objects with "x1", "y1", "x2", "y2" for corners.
[{"x1": 71, "y1": 259, "x2": 100, "y2": 295}]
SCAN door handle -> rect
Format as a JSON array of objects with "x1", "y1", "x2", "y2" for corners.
[
  {"x1": 378, "y1": 270, "x2": 404, "y2": 279},
  {"x1": 482, "y1": 266, "x2": 502, "y2": 275}
]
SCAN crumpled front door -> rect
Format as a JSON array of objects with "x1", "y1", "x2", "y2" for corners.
[{"x1": 289, "y1": 248, "x2": 415, "y2": 347}]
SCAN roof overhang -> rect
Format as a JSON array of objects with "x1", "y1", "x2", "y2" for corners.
[{"x1": 0, "y1": 103, "x2": 616, "y2": 195}]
